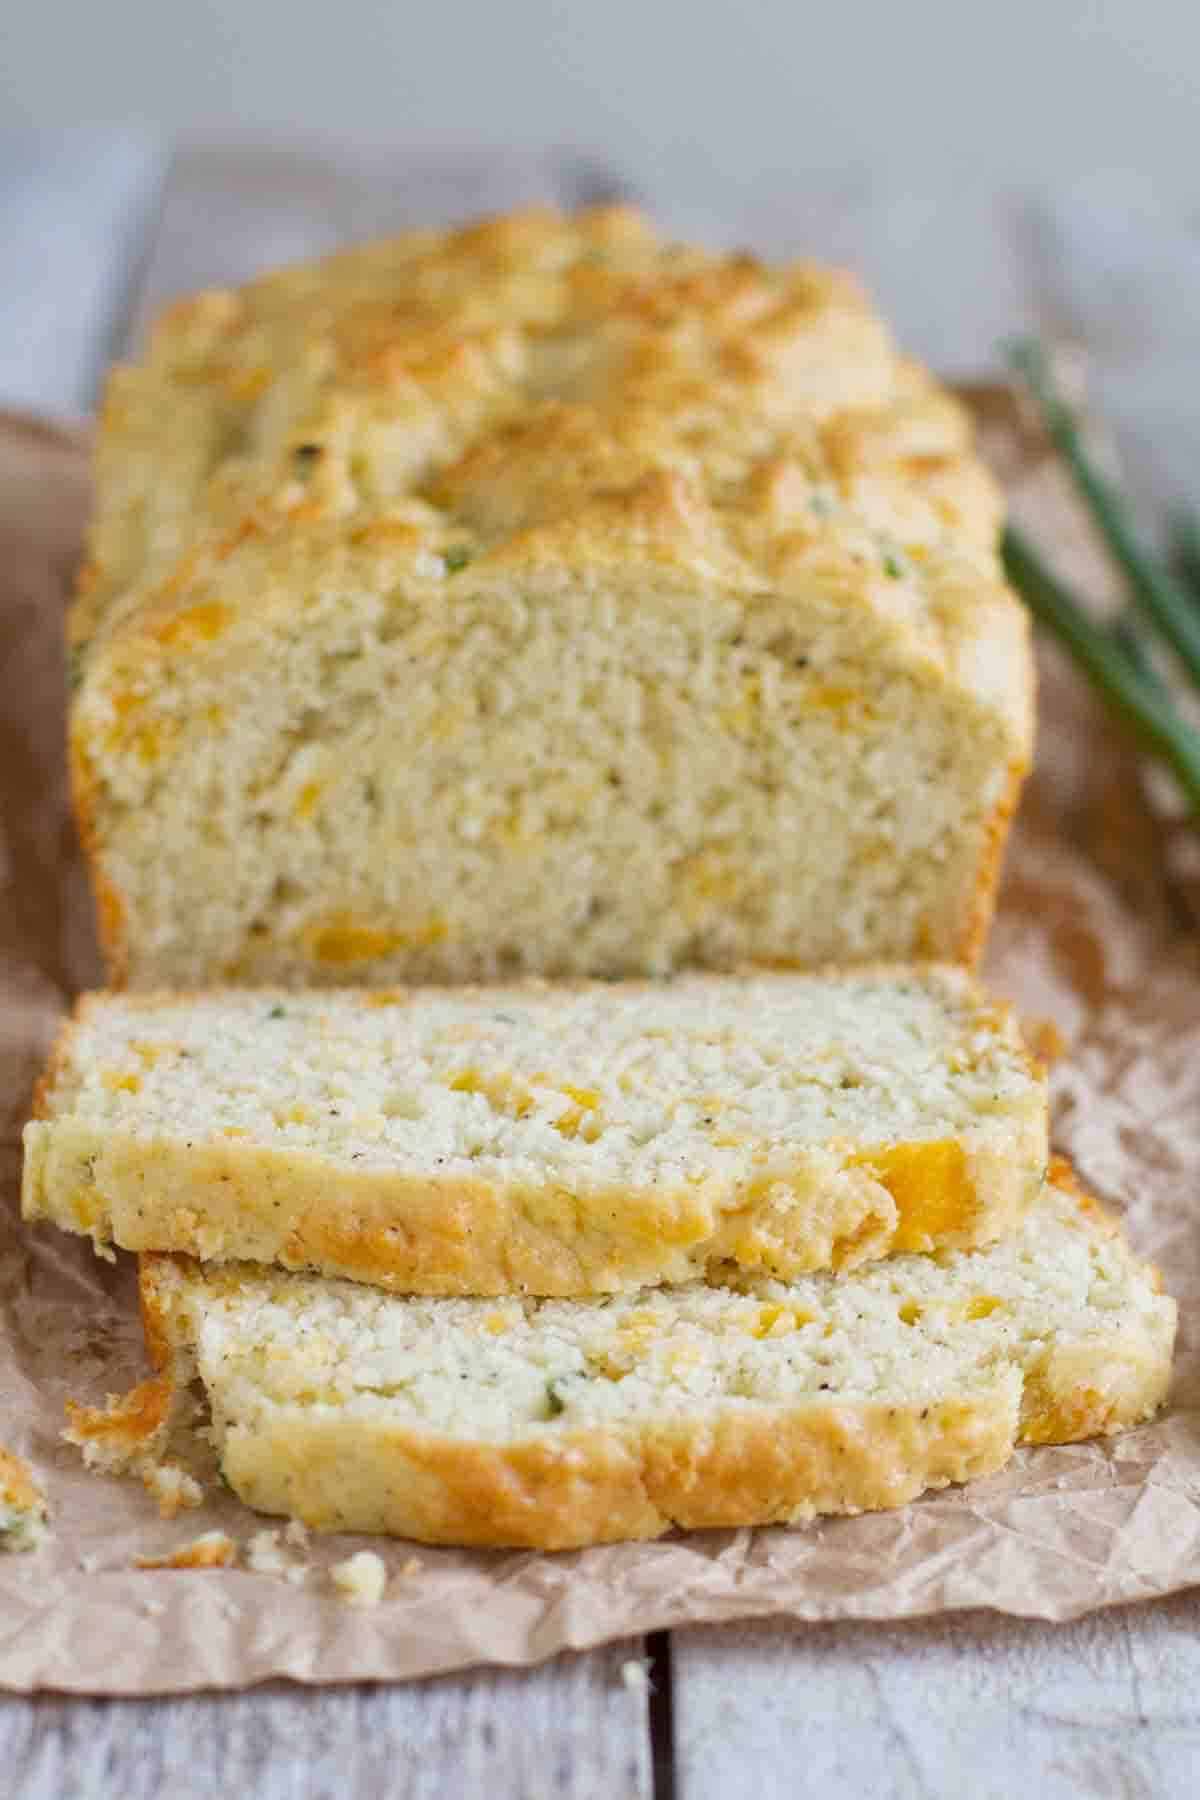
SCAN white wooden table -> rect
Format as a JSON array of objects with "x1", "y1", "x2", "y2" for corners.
[{"x1": 3, "y1": 129, "x2": 1200, "y2": 1799}]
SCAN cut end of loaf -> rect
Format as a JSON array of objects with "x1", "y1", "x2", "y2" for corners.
[{"x1": 69, "y1": 204, "x2": 1032, "y2": 990}]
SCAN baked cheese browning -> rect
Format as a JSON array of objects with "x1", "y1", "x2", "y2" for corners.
[
  {"x1": 850, "y1": 1139, "x2": 973, "y2": 1252},
  {"x1": 63, "y1": 1377, "x2": 174, "y2": 1472},
  {"x1": 135, "y1": 1531, "x2": 236, "y2": 1569},
  {"x1": 0, "y1": 1449, "x2": 49, "y2": 1552},
  {"x1": 119, "y1": 1171, "x2": 1173, "y2": 1549},
  {"x1": 24, "y1": 967, "x2": 1048, "y2": 1294},
  {"x1": 71, "y1": 206, "x2": 1032, "y2": 987}
]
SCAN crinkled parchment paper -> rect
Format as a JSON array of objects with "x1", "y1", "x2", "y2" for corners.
[{"x1": 1, "y1": 402, "x2": 1197, "y2": 1694}]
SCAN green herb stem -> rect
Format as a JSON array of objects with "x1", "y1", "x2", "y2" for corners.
[
  {"x1": 1007, "y1": 339, "x2": 1200, "y2": 690},
  {"x1": 1168, "y1": 505, "x2": 1200, "y2": 607},
  {"x1": 1002, "y1": 524, "x2": 1200, "y2": 816},
  {"x1": 1111, "y1": 615, "x2": 1171, "y2": 703}
]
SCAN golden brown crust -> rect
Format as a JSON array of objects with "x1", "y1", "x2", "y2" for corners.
[
  {"x1": 68, "y1": 737, "x2": 130, "y2": 985},
  {"x1": 958, "y1": 753, "x2": 1030, "y2": 967},
  {"x1": 1019, "y1": 1162, "x2": 1172, "y2": 1441},
  {"x1": 28, "y1": 1008, "x2": 77, "y2": 1124},
  {"x1": 26, "y1": 1134, "x2": 1040, "y2": 1296},
  {"x1": 139, "y1": 1268, "x2": 176, "y2": 1376},
  {"x1": 28, "y1": 988, "x2": 116, "y2": 1120},
  {"x1": 1020, "y1": 1375, "x2": 1157, "y2": 1446},
  {"x1": 218, "y1": 1388, "x2": 1019, "y2": 1550},
  {"x1": 24, "y1": 971, "x2": 1048, "y2": 1294},
  {"x1": 139, "y1": 1258, "x2": 1018, "y2": 1547},
  {"x1": 1045, "y1": 1153, "x2": 1118, "y2": 1233},
  {"x1": 129, "y1": 1165, "x2": 1174, "y2": 1550},
  {"x1": 81, "y1": 209, "x2": 1011, "y2": 653}
]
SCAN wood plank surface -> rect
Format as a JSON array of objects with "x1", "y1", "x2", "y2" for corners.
[
  {"x1": 0, "y1": 1642, "x2": 654, "y2": 1800},
  {"x1": 671, "y1": 1596, "x2": 1200, "y2": 1800}
]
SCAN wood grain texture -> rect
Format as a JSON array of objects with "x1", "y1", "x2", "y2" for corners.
[
  {"x1": 0, "y1": 1643, "x2": 654, "y2": 1800},
  {"x1": 0, "y1": 130, "x2": 167, "y2": 417},
  {"x1": 670, "y1": 1596, "x2": 1200, "y2": 1800}
]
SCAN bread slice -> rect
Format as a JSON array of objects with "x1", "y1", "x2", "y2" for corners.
[
  {"x1": 71, "y1": 206, "x2": 1032, "y2": 989},
  {"x1": 70, "y1": 1165, "x2": 1172, "y2": 1549},
  {"x1": 24, "y1": 968, "x2": 1046, "y2": 1295}
]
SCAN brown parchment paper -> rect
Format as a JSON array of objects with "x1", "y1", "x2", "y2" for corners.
[{"x1": 1, "y1": 402, "x2": 1198, "y2": 1695}]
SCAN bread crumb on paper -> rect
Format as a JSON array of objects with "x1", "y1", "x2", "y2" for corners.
[
  {"x1": 63, "y1": 1377, "x2": 172, "y2": 1473},
  {"x1": 284, "y1": 1518, "x2": 309, "y2": 1550},
  {"x1": 136, "y1": 1529, "x2": 236, "y2": 1570},
  {"x1": 0, "y1": 1448, "x2": 49, "y2": 1552},
  {"x1": 245, "y1": 1527, "x2": 308, "y2": 1585},
  {"x1": 245, "y1": 1528, "x2": 287, "y2": 1577},
  {"x1": 141, "y1": 1461, "x2": 204, "y2": 1518},
  {"x1": 330, "y1": 1550, "x2": 387, "y2": 1606}
]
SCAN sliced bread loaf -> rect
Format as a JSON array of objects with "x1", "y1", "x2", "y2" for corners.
[
  {"x1": 71, "y1": 206, "x2": 1031, "y2": 988},
  {"x1": 68, "y1": 1164, "x2": 1173, "y2": 1548},
  {"x1": 24, "y1": 968, "x2": 1046, "y2": 1294}
]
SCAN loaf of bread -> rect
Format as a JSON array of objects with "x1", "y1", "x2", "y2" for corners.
[
  {"x1": 24, "y1": 968, "x2": 1047, "y2": 1295},
  {"x1": 71, "y1": 205, "x2": 1032, "y2": 988},
  {"x1": 66, "y1": 1165, "x2": 1172, "y2": 1549}
]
